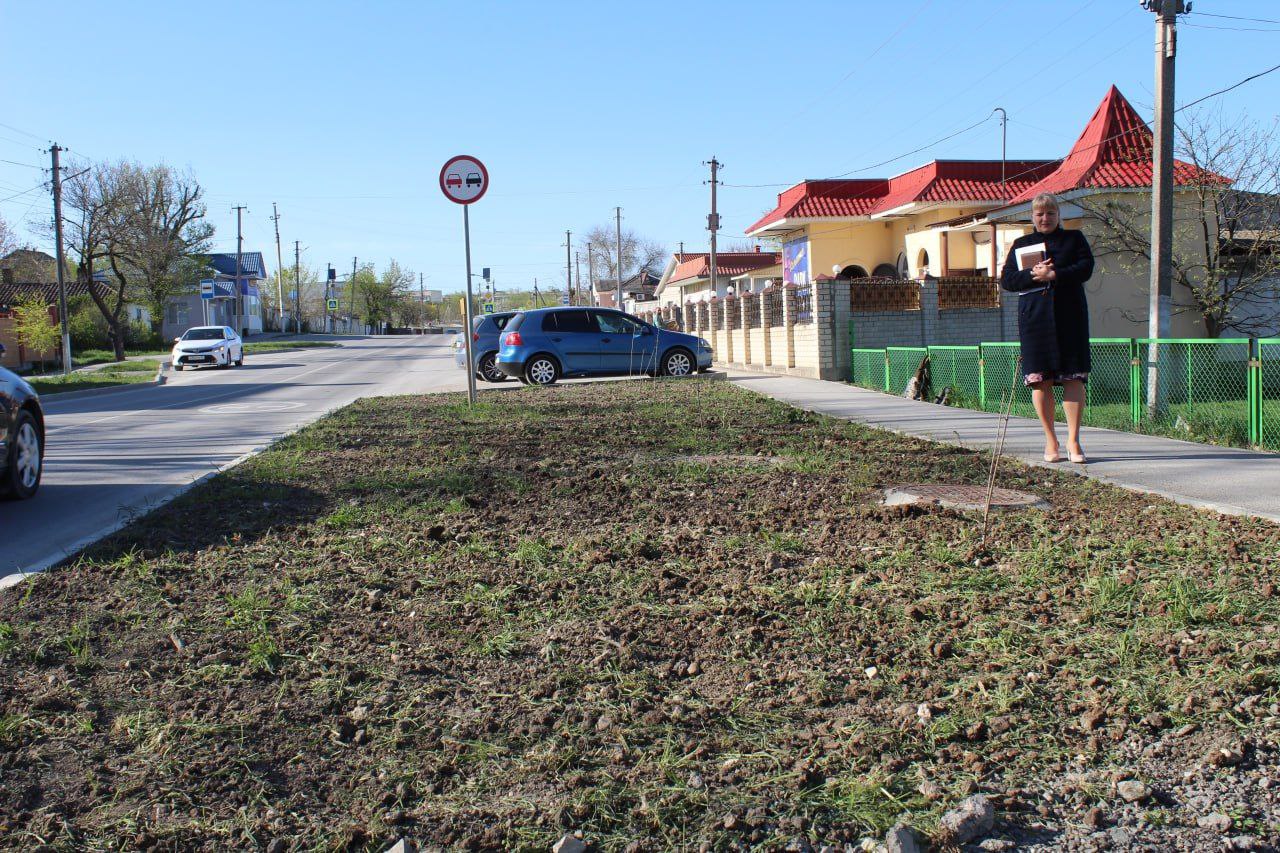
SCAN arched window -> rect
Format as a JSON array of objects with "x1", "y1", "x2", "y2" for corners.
[
  {"x1": 916, "y1": 249, "x2": 930, "y2": 277},
  {"x1": 838, "y1": 265, "x2": 868, "y2": 280},
  {"x1": 872, "y1": 263, "x2": 898, "y2": 278}
]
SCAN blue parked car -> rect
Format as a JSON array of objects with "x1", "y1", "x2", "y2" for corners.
[
  {"x1": 495, "y1": 307, "x2": 712, "y2": 385},
  {"x1": 454, "y1": 311, "x2": 518, "y2": 382}
]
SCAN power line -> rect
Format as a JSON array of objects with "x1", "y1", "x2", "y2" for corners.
[
  {"x1": 0, "y1": 182, "x2": 47, "y2": 204},
  {"x1": 0, "y1": 158, "x2": 41, "y2": 169},
  {"x1": 1194, "y1": 11, "x2": 1280, "y2": 25},
  {"x1": 0, "y1": 121, "x2": 45, "y2": 142},
  {"x1": 1178, "y1": 62, "x2": 1280, "y2": 112},
  {"x1": 1183, "y1": 22, "x2": 1280, "y2": 33}
]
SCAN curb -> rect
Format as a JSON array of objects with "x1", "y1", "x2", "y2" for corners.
[{"x1": 37, "y1": 361, "x2": 169, "y2": 403}]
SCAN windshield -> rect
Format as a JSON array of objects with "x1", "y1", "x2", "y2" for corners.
[{"x1": 181, "y1": 328, "x2": 225, "y2": 341}]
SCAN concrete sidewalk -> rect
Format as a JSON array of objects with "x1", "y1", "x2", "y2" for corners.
[{"x1": 726, "y1": 370, "x2": 1280, "y2": 524}]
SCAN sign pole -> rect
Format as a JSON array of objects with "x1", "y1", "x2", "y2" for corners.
[{"x1": 462, "y1": 204, "x2": 477, "y2": 405}]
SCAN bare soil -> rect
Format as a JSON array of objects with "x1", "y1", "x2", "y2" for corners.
[{"x1": 1, "y1": 380, "x2": 1277, "y2": 851}]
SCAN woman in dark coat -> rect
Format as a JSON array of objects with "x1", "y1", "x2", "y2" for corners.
[{"x1": 1000, "y1": 193, "x2": 1095, "y2": 463}]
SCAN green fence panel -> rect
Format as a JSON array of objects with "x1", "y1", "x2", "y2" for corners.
[
  {"x1": 886, "y1": 347, "x2": 927, "y2": 396},
  {"x1": 927, "y1": 346, "x2": 981, "y2": 408},
  {"x1": 851, "y1": 348, "x2": 887, "y2": 390},
  {"x1": 1262, "y1": 339, "x2": 1280, "y2": 452},
  {"x1": 1083, "y1": 339, "x2": 1135, "y2": 431},
  {"x1": 1136, "y1": 338, "x2": 1251, "y2": 447},
  {"x1": 979, "y1": 342, "x2": 1044, "y2": 418}
]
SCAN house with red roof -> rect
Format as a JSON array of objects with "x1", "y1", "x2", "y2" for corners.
[
  {"x1": 654, "y1": 249, "x2": 782, "y2": 308},
  {"x1": 745, "y1": 85, "x2": 1236, "y2": 339}
]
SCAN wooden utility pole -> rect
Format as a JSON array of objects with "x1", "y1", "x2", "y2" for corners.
[
  {"x1": 1146, "y1": 0, "x2": 1181, "y2": 412},
  {"x1": 706, "y1": 157, "x2": 721, "y2": 296},
  {"x1": 586, "y1": 244, "x2": 597, "y2": 307},
  {"x1": 50, "y1": 144, "x2": 71, "y2": 375}
]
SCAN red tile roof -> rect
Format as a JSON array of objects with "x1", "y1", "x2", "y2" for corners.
[
  {"x1": 746, "y1": 161, "x2": 1056, "y2": 234},
  {"x1": 1009, "y1": 86, "x2": 1226, "y2": 203},
  {"x1": 668, "y1": 252, "x2": 781, "y2": 285}
]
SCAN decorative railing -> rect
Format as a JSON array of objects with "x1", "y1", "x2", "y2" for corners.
[
  {"x1": 938, "y1": 276, "x2": 1001, "y2": 310},
  {"x1": 850, "y1": 277, "x2": 920, "y2": 312}
]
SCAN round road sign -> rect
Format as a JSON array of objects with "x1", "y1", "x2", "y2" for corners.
[{"x1": 439, "y1": 155, "x2": 489, "y2": 205}]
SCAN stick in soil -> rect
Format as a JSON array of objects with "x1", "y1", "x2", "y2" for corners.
[{"x1": 981, "y1": 387, "x2": 1016, "y2": 544}]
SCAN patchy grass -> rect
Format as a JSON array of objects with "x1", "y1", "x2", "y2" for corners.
[
  {"x1": 1, "y1": 380, "x2": 1277, "y2": 850},
  {"x1": 244, "y1": 340, "x2": 341, "y2": 355},
  {"x1": 28, "y1": 358, "x2": 162, "y2": 395}
]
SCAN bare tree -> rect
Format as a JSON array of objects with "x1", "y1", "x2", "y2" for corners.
[
  {"x1": 111, "y1": 164, "x2": 215, "y2": 334},
  {"x1": 0, "y1": 212, "x2": 16, "y2": 258},
  {"x1": 61, "y1": 160, "x2": 131, "y2": 360},
  {"x1": 1078, "y1": 109, "x2": 1280, "y2": 337},
  {"x1": 582, "y1": 225, "x2": 667, "y2": 292}
]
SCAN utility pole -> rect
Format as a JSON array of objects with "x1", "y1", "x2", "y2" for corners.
[
  {"x1": 533, "y1": 278, "x2": 540, "y2": 308},
  {"x1": 678, "y1": 241, "x2": 684, "y2": 256},
  {"x1": 564, "y1": 230, "x2": 572, "y2": 307},
  {"x1": 586, "y1": 244, "x2": 598, "y2": 307},
  {"x1": 1145, "y1": 0, "x2": 1182, "y2": 412},
  {"x1": 270, "y1": 203, "x2": 285, "y2": 333},
  {"x1": 49, "y1": 144, "x2": 71, "y2": 375},
  {"x1": 574, "y1": 251, "x2": 582, "y2": 307},
  {"x1": 232, "y1": 205, "x2": 247, "y2": 336},
  {"x1": 993, "y1": 108, "x2": 1008, "y2": 200},
  {"x1": 293, "y1": 241, "x2": 302, "y2": 333},
  {"x1": 614, "y1": 207, "x2": 623, "y2": 310},
  {"x1": 348, "y1": 256, "x2": 358, "y2": 333},
  {"x1": 705, "y1": 157, "x2": 721, "y2": 297}
]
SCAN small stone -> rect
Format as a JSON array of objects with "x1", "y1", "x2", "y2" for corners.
[
  {"x1": 884, "y1": 822, "x2": 921, "y2": 853},
  {"x1": 1108, "y1": 828, "x2": 1131, "y2": 847},
  {"x1": 979, "y1": 841, "x2": 1015, "y2": 852},
  {"x1": 1197, "y1": 813, "x2": 1233, "y2": 833},
  {"x1": 938, "y1": 794, "x2": 995, "y2": 844},
  {"x1": 1083, "y1": 806, "x2": 1105, "y2": 829},
  {"x1": 686, "y1": 772, "x2": 704, "y2": 789},
  {"x1": 864, "y1": 666, "x2": 878, "y2": 679},
  {"x1": 1226, "y1": 835, "x2": 1263, "y2": 851},
  {"x1": 722, "y1": 813, "x2": 739, "y2": 831},
  {"x1": 594, "y1": 716, "x2": 613, "y2": 732},
  {"x1": 1173, "y1": 723, "x2": 1198, "y2": 738},
  {"x1": 916, "y1": 703, "x2": 932, "y2": 724},
  {"x1": 384, "y1": 841, "x2": 416, "y2": 853},
  {"x1": 552, "y1": 835, "x2": 587, "y2": 853},
  {"x1": 1207, "y1": 745, "x2": 1245, "y2": 767},
  {"x1": 265, "y1": 840, "x2": 288, "y2": 853},
  {"x1": 1116, "y1": 779, "x2": 1150, "y2": 803}
]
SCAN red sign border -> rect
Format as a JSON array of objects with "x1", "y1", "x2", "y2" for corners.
[{"x1": 439, "y1": 155, "x2": 489, "y2": 205}]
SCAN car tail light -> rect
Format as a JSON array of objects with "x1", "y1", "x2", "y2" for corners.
[
  {"x1": 472, "y1": 332, "x2": 480, "y2": 342},
  {"x1": 505, "y1": 331, "x2": 523, "y2": 347}
]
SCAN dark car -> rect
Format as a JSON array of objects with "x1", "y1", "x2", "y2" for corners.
[
  {"x1": 454, "y1": 311, "x2": 518, "y2": 382},
  {"x1": 495, "y1": 307, "x2": 712, "y2": 385},
  {"x1": 0, "y1": 357, "x2": 45, "y2": 500}
]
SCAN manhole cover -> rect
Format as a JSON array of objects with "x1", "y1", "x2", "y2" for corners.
[{"x1": 882, "y1": 483, "x2": 1047, "y2": 512}]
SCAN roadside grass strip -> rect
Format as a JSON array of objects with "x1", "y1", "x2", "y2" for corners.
[
  {"x1": 27, "y1": 358, "x2": 163, "y2": 395},
  {"x1": 1, "y1": 381, "x2": 1277, "y2": 850}
]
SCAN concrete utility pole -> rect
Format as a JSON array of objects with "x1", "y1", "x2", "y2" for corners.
[
  {"x1": 293, "y1": 241, "x2": 302, "y2": 333},
  {"x1": 706, "y1": 157, "x2": 721, "y2": 296},
  {"x1": 586, "y1": 243, "x2": 597, "y2": 307},
  {"x1": 574, "y1": 251, "x2": 582, "y2": 307},
  {"x1": 993, "y1": 108, "x2": 1008, "y2": 199},
  {"x1": 614, "y1": 207, "x2": 623, "y2": 310},
  {"x1": 232, "y1": 205, "x2": 247, "y2": 335},
  {"x1": 348, "y1": 256, "x2": 358, "y2": 333},
  {"x1": 49, "y1": 144, "x2": 71, "y2": 375},
  {"x1": 1145, "y1": 0, "x2": 1182, "y2": 412},
  {"x1": 325, "y1": 264, "x2": 334, "y2": 333},
  {"x1": 270, "y1": 203, "x2": 285, "y2": 332},
  {"x1": 564, "y1": 230, "x2": 572, "y2": 306}
]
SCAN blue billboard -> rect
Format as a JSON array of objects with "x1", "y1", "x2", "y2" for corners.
[{"x1": 783, "y1": 237, "x2": 809, "y2": 286}]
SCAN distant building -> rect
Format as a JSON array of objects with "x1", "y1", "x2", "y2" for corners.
[{"x1": 161, "y1": 252, "x2": 267, "y2": 340}]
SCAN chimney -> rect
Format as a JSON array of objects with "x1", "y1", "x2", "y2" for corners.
[{"x1": 1, "y1": 268, "x2": 12, "y2": 285}]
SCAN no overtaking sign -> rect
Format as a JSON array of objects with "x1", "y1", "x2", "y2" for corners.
[{"x1": 439, "y1": 155, "x2": 488, "y2": 205}]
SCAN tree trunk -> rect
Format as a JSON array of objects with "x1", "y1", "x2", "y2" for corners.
[{"x1": 1202, "y1": 312, "x2": 1221, "y2": 339}]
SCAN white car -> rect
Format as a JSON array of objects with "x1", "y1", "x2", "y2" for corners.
[{"x1": 172, "y1": 326, "x2": 244, "y2": 371}]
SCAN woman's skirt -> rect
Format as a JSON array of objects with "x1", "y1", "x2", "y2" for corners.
[{"x1": 1024, "y1": 370, "x2": 1089, "y2": 387}]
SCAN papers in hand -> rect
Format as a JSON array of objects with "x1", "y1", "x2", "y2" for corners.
[{"x1": 1015, "y1": 243, "x2": 1047, "y2": 271}]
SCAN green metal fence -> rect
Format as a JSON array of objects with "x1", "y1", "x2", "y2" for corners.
[
  {"x1": 886, "y1": 347, "x2": 928, "y2": 396},
  {"x1": 850, "y1": 336, "x2": 1280, "y2": 451},
  {"x1": 851, "y1": 349, "x2": 887, "y2": 391}
]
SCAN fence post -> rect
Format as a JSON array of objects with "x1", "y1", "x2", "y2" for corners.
[
  {"x1": 978, "y1": 344, "x2": 986, "y2": 410},
  {"x1": 883, "y1": 349, "x2": 891, "y2": 391},
  {"x1": 1129, "y1": 338, "x2": 1141, "y2": 429},
  {"x1": 1250, "y1": 337, "x2": 1262, "y2": 447}
]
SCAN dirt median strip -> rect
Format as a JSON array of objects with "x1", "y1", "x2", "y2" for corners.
[{"x1": 1, "y1": 381, "x2": 1277, "y2": 851}]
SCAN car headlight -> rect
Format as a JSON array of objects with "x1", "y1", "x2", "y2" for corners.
[{"x1": 698, "y1": 338, "x2": 711, "y2": 349}]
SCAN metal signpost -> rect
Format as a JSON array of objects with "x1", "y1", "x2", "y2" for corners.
[
  {"x1": 199, "y1": 279, "x2": 215, "y2": 325},
  {"x1": 440, "y1": 154, "x2": 490, "y2": 405}
]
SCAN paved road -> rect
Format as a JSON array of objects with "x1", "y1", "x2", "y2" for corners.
[{"x1": 2, "y1": 336, "x2": 468, "y2": 584}]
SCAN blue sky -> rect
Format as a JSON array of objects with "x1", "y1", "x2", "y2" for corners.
[{"x1": 2, "y1": 0, "x2": 1278, "y2": 295}]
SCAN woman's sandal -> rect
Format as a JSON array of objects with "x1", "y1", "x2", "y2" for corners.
[
  {"x1": 1067, "y1": 447, "x2": 1087, "y2": 464},
  {"x1": 1043, "y1": 450, "x2": 1062, "y2": 463}
]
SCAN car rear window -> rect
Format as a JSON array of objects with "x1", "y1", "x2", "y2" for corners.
[
  {"x1": 506, "y1": 312, "x2": 527, "y2": 332},
  {"x1": 491, "y1": 314, "x2": 513, "y2": 331},
  {"x1": 545, "y1": 310, "x2": 594, "y2": 333}
]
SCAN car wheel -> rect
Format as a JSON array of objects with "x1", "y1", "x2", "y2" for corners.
[
  {"x1": 235, "y1": 352, "x2": 244, "y2": 367},
  {"x1": 524, "y1": 355, "x2": 559, "y2": 386},
  {"x1": 661, "y1": 347, "x2": 695, "y2": 377},
  {"x1": 1, "y1": 411, "x2": 42, "y2": 500},
  {"x1": 478, "y1": 352, "x2": 506, "y2": 383}
]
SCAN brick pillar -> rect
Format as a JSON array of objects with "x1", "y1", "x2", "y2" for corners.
[
  {"x1": 920, "y1": 277, "x2": 939, "y2": 348},
  {"x1": 759, "y1": 290, "x2": 771, "y2": 366},
  {"x1": 739, "y1": 295, "x2": 751, "y2": 365},
  {"x1": 816, "y1": 278, "x2": 851, "y2": 381},
  {"x1": 783, "y1": 286, "x2": 797, "y2": 368}
]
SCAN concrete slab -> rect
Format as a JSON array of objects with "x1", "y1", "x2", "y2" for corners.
[{"x1": 726, "y1": 370, "x2": 1280, "y2": 524}]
